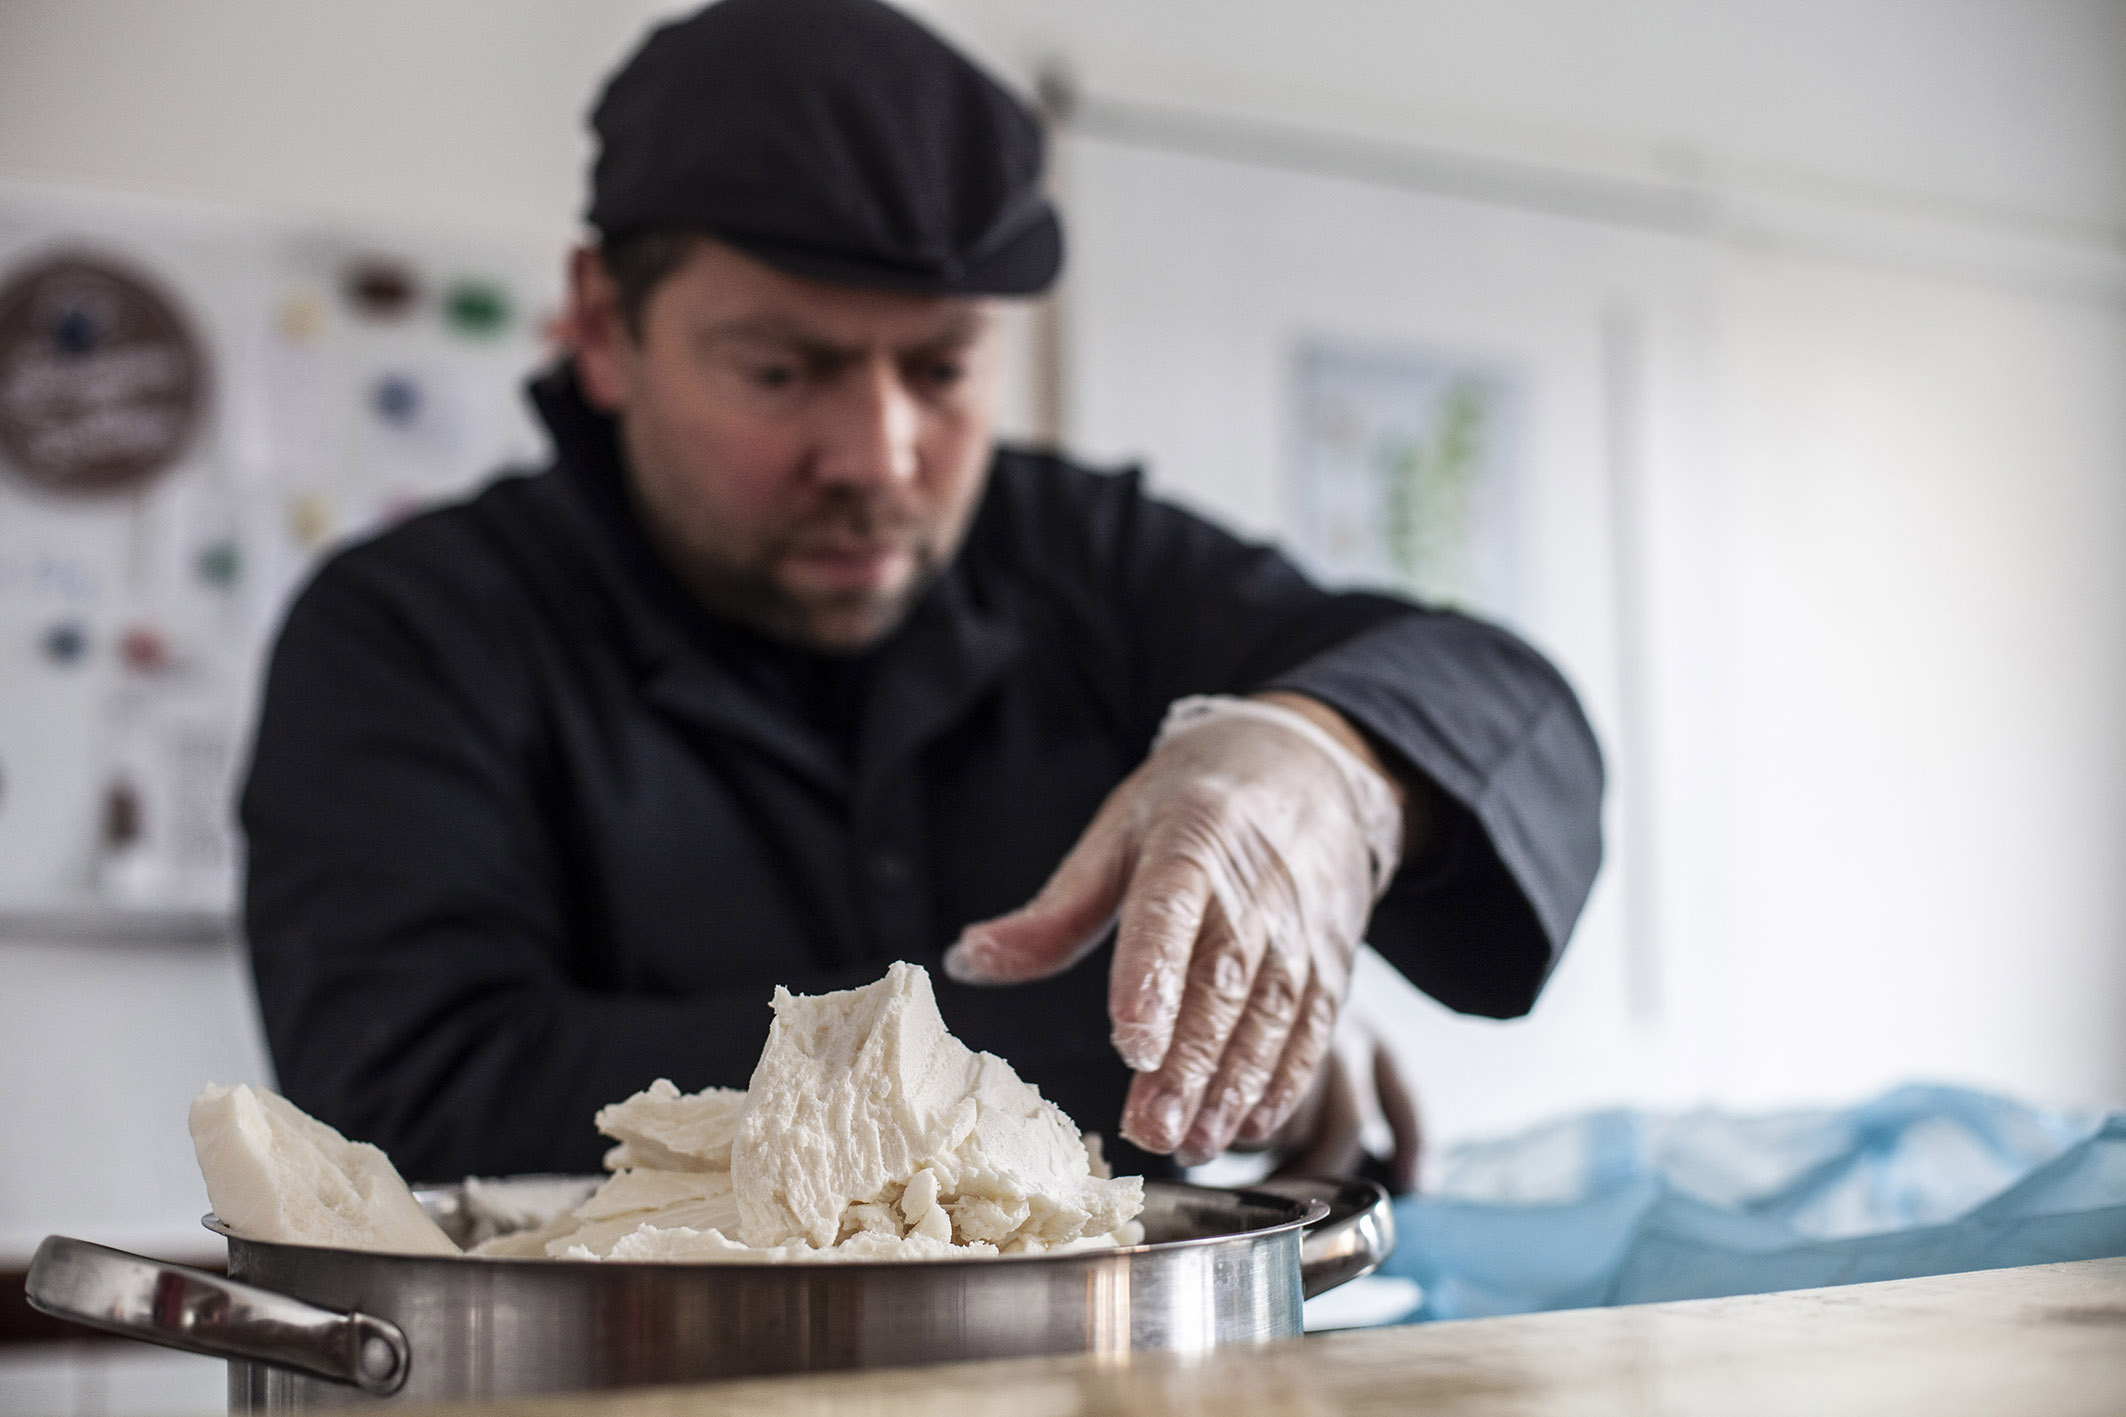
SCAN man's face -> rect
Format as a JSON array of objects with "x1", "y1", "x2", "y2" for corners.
[{"x1": 571, "y1": 239, "x2": 1004, "y2": 651}]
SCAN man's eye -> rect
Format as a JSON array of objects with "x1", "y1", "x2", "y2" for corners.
[
  {"x1": 916, "y1": 360, "x2": 966, "y2": 388},
  {"x1": 747, "y1": 365, "x2": 799, "y2": 389}
]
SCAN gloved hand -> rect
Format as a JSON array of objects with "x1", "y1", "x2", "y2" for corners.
[
  {"x1": 1261, "y1": 1019, "x2": 1423, "y2": 1196},
  {"x1": 943, "y1": 693, "x2": 1407, "y2": 1164}
]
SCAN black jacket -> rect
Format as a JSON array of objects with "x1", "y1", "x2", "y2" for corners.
[{"x1": 242, "y1": 370, "x2": 1605, "y2": 1181}]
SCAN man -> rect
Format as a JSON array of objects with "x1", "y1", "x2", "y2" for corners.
[{"x1": 242, "y1": 0, "x2": 1603, "y2": 1184}]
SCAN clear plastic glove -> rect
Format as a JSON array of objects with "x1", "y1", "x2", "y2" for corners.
[
  {"x1": 1262, "y1": 1025, "x2": 1423, "y2": 1196},
  {"x1": 943, "y1": 693, "x2": 1405, "y2": 1164}
]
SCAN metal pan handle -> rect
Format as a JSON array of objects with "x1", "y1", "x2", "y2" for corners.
[
  {"x1": 1250, "y1": 1176, "x2": 1398, "y2": 1299},
  {"x1": 24, "y1": 1235, "x2": 410, "y2": 1396}
]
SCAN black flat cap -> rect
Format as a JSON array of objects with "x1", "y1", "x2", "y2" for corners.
[{"x1": 588, "y1": 0, "x2": 1060, "y2": 296}]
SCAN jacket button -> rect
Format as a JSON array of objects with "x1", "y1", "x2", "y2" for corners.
[{"x1": 869, "y1": 851, "x2": 911, "y2": 885}]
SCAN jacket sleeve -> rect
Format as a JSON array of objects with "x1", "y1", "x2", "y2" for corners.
[
  {"x1": 1264, "y1": 613, "x2": 1606, "y2": 1016},
  {"x1": 1001, "y1": 458, "x2": 1606, "y2": 1018},
  {"x1": 244, "y1": 530, "x2": 1149, "y2": 1180}
]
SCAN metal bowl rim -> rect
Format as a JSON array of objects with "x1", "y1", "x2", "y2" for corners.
[{"x1": 202, "y1": 1178, "x2": 1330, "y2": 1273}]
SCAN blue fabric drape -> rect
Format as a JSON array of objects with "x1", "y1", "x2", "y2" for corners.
[{"x1": 1379, "y1": 1085, "x2": 2126, "y2": 1322}]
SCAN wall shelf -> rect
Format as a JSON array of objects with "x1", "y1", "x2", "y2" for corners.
[{"x1": 0, "y1": 909, "x2": 234, "y2": 946}]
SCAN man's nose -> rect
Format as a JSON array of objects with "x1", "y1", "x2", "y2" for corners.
[{"x1": 817, "y1": 355, "x2": 920, "y2": 491}]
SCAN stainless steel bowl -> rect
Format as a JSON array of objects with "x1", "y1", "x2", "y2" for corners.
[{"x1": 26, "y1": 1175, "x2": 1391, "y2": 1410}]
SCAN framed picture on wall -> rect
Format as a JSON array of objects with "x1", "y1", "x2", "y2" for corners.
[{"x1": 1287, "y1": 338, "x2": 1526, "y2": 619}]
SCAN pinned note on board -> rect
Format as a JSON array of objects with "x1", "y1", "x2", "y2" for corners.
[
  {"x1": 442, "y1": 278, "x2": 513, "y2": 339},
  {"x1": 41, "y1": 620, "x2": 90, "y2": 666},
  {"x1": 341, "y1": 255, "x2": 421, "y2": 321},
  {"x1": 0, "y1": 252, "x2": 212, "y2": 497}
]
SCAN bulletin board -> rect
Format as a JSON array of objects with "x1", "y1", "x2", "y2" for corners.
[{"x1": 0, "y1": 185, "x2": 559, "y2": 922}]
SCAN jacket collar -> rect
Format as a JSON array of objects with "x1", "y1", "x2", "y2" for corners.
[{"x1": 525, "y1": 364, "x2": 1022, "y2": 798}]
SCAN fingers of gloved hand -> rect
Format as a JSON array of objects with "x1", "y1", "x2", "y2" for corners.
[
  {"x1": 1104, "y1": 833, "x2": 1229, "y2": 1072},
  {"x1": 943, "y1": 798, "x2": 1134, "y2": 986},
  {"x1": 1372, "y1": 1040, "x2": 1423, "y2": 1195},
  {"x1": 1233, "y1": 974, "x2": 1344, "y2": 1146},
  {"x1": 1115, "y1": 897, "x2": 1264, "y2": 1151},
  {"x1": 1274, "y1": 1050, "x2": 1365, "y2": 1179},
  {"x1": 1118, "y1": 1065, "x2": 1200, "y2": 1158},
  {"x1": 1173, "y1": 944, "x2": 1312, "y2": 1165}
]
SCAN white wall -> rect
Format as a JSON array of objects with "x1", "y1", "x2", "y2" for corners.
[
  {"x1": 0, "y1": 0, "x2": 694, "y2": 255},
  {"x1": 0, "y1": 2, "x2": 2119, "y2": 1269},
  {"x1": 1711, "y1": 257, "x2": 2126, "y2": 1109},
  {"x1": 912, "y1": 0, "x2": 2126, "y2": 239}
]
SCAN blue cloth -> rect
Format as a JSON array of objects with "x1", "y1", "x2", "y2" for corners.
[{"x1": 1379, "y1": 1085, "x2": 2126, "y2": 1321}]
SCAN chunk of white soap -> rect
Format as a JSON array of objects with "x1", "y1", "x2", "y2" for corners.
[
  {"x1": 194, "y1": 963, "x2": 1145, "y2": 1264},
  {"x1": 594, "y1": 1079, "x2": 745, "y2": 1173},
  {"x1": 548, "y1": 1169, "x2": 744, "y2": 1258},
  {"x1": 733, "y1": 961, "x2": 1143, "y2": 1252},
  {"x1": 189, "y1": 1083, "x2": 459, "y2": 1256}
]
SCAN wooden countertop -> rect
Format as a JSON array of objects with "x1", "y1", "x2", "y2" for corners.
[{"x1": 409, "y1": 1258, "x2": 2126, "y2": 1417}]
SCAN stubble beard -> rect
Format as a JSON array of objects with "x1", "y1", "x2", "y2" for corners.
[{"x1": 660, "y1": 490, "x2": 949, "y2": 652}]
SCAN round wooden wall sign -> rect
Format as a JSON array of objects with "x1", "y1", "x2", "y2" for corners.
[{"x1": 0, "y1": 252, "x2": 210, "y2": 496}]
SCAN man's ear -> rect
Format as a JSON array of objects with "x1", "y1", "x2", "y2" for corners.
[{"x1": 566, "y1": 245, "x2": 632, "y2": 413}]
